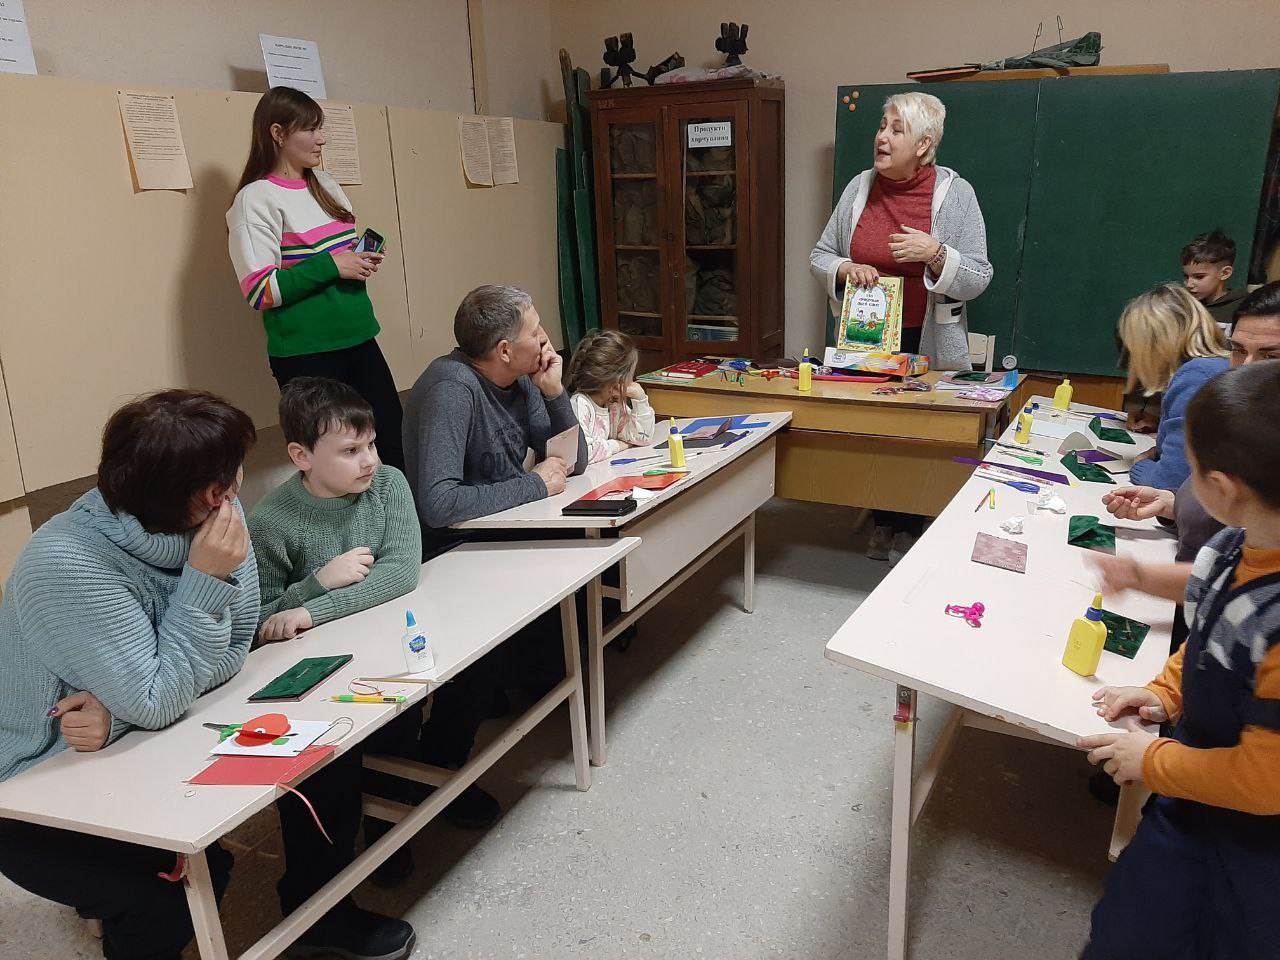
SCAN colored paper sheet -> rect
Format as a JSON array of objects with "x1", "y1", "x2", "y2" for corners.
[
  {"x1": 117, "y1": 90, "x2": 194, "y2": 190},
  {"x1": 971, "y1": 532, "x2": 1028, "y2": 574},
  {"x1": 189, "y1": 745, "x2": 335, "y2": 786},
  {"x1": 580, "y1": 473, "x2": 682, "y2": 501},
  {"x1": 681, "y1": 415, "x2": 770, "y2": 432},
  {"x1": 1089, "y1": 416, "x2": 1135, "y2": 445},
  {"x1": 1067, "y1": 515, "x2": 1117, "y2": 555},
  {"x1": 1100, "y1": 610, "x2": 1150, "y2": 659},
  {"x1": 1062, "y1": 451, "x2": 1117, "y2": 485},
  {"x1": 0, "y1": 0, "x2": 37, "y2": 75}
]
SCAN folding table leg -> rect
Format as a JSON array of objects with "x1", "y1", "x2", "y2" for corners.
[
  {"x1": 184, "y1": 849, "x2": 230, "y2": 960},
  {"x1": 560, "y1": 594, "x2": 591, "y2": 790},
  {"x1": 888, "y1": 686, "x2": 917, "y2": 960},
  {"x1": 587, "y1": 575, "x2": 607, "y2": 766},
  {"x1": 1110, "y1": 782, "x2": 1150, "y2": 861},
  {"x1": 742, "y1": 511, "x2": 756, "y2": 614}
]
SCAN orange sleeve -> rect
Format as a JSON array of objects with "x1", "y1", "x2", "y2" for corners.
[
  {"x1": 1142, "y1": 644, "x2": 1280, "y2": 816},
  {"x1": 1145, "y1": 645, "x2": 1185, "y2": 724}
]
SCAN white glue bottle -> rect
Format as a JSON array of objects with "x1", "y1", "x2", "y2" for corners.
[{"x1": 402, "y1": 610, "x2": 435, "y2": 673}]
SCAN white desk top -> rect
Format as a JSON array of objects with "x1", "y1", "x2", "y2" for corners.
[
  {"x1": 0, "y1": 538, "x2": 637, "y2": 852},
  {"x1": 454, "y1": 412, "x2": 792, "y2": 530},
  {"x1": 825, "y1": 398, "x2": 1175, "y2": 745}
]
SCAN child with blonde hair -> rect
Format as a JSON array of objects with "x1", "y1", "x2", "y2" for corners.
[
  {"x1": 1118, "y1": 283, "x2": 1228, "y2": 491},
  {"x1": 566, "y1": 329, "x2": 656, "y2": 463}
]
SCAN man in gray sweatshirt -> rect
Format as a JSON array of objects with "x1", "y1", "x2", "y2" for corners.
[{"x1": 403, "y1": 284, "x2": 587, "y2": 559}]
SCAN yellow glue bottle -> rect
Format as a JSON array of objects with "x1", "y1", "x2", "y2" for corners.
[
  {"x1": 1053, "y1": 377, "x2": 1073, "y2": 411},
  {"x1": 1062, "y1": 593, "x2": 1107, "y2": 677},
  {"x1": 1014, "y1": 403, "x2": 1034, "y2": 444},
  {"x1": 667, "y1": 418, "x2": 686, "y2": 468},
  {"x1": 798, "y1": 349, "x2": 813, "y2": 392}
]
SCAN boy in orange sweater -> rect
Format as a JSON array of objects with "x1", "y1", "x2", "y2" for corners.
[{"x1": 1078, "y1": 360, "x2": 1280, "y2": 958}]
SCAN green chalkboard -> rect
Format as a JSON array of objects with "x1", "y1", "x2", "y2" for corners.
[
  {"x1": 828, "y1": 71, "x2": 1280, "y2": 375},
  {"x1": 1014, "y1": 71, "x2": 1280, "y2": 374},
  {"x1": 831, "y1": 81, "x2": 1040, "y2": 351}
]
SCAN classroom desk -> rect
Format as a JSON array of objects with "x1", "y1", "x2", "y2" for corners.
[
  {"x1": 824, "y1": 400, "x2": 1171, "y2": 960},
  {"x1": 456, "y1": 412, "x2": 791, "y2": 765},
  {"x1": 0, "y1": 538, "x2": 636, "y2": 960},
  {"x1": 641, "y1": 371, "x2": 1021, "y2": 517}
]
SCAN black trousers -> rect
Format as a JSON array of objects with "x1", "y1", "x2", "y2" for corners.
[
  {"x1": 871, "y1": 326, "x2": 926, "y2": 536},
  {"x1": 0, "y1": 750, "x2": 363, "y2": 960},
  {"x1": 269, "y1": 338, "x2": 404, "y2": 473}
]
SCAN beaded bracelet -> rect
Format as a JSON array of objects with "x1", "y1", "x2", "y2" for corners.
[{"x1": 927, "y1": 242, "x2": 947, "y2": 273}]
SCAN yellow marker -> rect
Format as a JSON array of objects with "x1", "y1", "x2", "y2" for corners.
[
  {"x1": 331, "y1": 694, "x2": 407, "y2": 704},
  {"x1": 667, "y1": 418, "x2": 686, "y2": 468},
  {"x1": 1062, "y1": 593, "x2": 1107, "y2": 677}
]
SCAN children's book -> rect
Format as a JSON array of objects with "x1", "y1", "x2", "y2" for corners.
[{"x1": 838, "y1": 277, "x2": 903, "y2": 352}]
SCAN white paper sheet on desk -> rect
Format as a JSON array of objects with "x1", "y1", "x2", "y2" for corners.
[
  {"x1": 209, "y1": 718, "x2": 331, "y2": 758},
  {"x1": 1029, "y1": 419, "x2": 1076, "y2": 441},
  {"x1": 546, "y1": 424, "x2": 579, "y2": 472}
]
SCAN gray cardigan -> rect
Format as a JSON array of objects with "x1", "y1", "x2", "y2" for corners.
[{"x1": 809, "y1": 165, "x2": 993, "y2": 371}]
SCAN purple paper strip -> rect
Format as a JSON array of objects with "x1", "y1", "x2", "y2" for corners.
[
  {"x1": 1076, "y1": 449, "x2": 1121, "y2": 464},
  {"x1": 953, "y1": 457, "x2": 1071, "y2": 485}
]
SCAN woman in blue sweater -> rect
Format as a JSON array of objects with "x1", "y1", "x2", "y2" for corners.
[
  {"x1": 0, "y1": 391, "x2": 413, "y2": 960},
  {"x1": 1118, "y1": 283, "x2": 1229, "y2": 491}
]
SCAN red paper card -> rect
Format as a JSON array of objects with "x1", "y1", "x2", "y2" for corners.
[
  {"x1": 188, "y1": 745, "x2": 335, "y2": 786},
  {"x1": 580, "y1": 474, "x2": 682, "y2": 502}
]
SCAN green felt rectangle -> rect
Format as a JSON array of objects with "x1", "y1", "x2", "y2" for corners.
[
  {"x1": 1100, "y1": 610, "x2": 1150, "y2": 659},
  {"x1": 1089, "y1": 416, "x2": 1135, "y2": 445},
  {"x1": 1068, "y1": 515, "x2": 1117, "y2": 554},
  {"x1": 1062, "y1": 451, "x2": 1117, "y2": 485}
]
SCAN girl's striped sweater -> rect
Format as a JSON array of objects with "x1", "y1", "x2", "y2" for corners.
[{"x1": 227, "y1": 171, "x2": 380, "y2": 358}]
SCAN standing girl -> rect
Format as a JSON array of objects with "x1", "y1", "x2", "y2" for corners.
[
  {"x1": 227, "y1": 86, "x2": 405, "y2": 471},
  {"x1": 566, "y1": 329, "x2": 655, "y2": 464}
]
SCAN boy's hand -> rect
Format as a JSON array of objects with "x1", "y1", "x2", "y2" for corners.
[
  {"x1": 1102, "y1": 485, "x2": 1174, "y2": 522},
  {"x1": 1088, "y1": 554, "x2": 1145, "y2": 596},
  {"x1": 1090, "y1": 685, "x2": 1169, "y2": 724},
  {"x1": 51, "y1": 691, "x2": 112, "y2": 753},
  {"x1": 315, "y1": 547, "x2": 374, "y2": 590},
  {"x1": 259, "y1": 608, "x2": 314, "y2": 643},
  {"x1": 1078, "y1": 729, "x2": 1158, "y2": 786}
]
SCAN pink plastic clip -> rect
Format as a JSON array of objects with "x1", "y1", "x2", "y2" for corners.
[{"x1": 944, "y1": 601, "x2": 985, "y2": 628}]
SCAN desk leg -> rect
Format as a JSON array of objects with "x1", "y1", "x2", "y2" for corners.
[
  {"x1": 888, "y1": 686, "x2": 917, "y2": 960},
  {"x1": 742, "y1": 511, "x2": 756, "y2": 614},
  {"x1": 184, "y1": 850, "x2": 230, "y2": 960},
  {"x1": 587, "y1": 574, "x2": 607, "y2": 767},
  {"x1": 560, "y1": 594, "x2": 591, "y2": 791},
  {"x1": 1109, "y1": 783, "x2": 1150, "y2": 862}
]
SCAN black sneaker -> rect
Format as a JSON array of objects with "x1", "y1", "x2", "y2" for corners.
[
  {"x1": 442, "y1": 783, "x2": 501, "y2": 830},
  {"x1": 363, "y1": 817, "x2": 415, "y2": 889},
  {"x1": 290, "y1": 903, "x2": 415, "y2": 960}
]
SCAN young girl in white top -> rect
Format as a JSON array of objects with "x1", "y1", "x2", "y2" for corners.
[{"x1": 566, "y1": 329, "x2": 656, "y2": 463}]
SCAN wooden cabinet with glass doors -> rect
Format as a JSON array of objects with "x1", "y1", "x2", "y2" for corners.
[{"x1": 587, "y1": 78, "x2": 785, "y2": 371}]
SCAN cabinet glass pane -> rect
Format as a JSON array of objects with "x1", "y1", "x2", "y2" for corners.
[
  {"x1": 681, "y1": 116, "x2": 738, "y2": 343},
  {"x1": 610, "y1": 123, "x2": 657, "y2": 175},
  {"x1": 612, "y1": 179, "x2": 658, "y2": 247},
  {"x1": 615, "y1": 250, "x2": 662, "y2": 338}
]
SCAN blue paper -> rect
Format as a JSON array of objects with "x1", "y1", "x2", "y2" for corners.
[
  {"x1": 1000, "y1": 369, "x2": 1019, "y2": 391},
  {"x1": 681, "y1": 415, "x2": 769, "y2": 433}
]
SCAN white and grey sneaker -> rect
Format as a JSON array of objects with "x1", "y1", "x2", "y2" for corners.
[
  {"x1": 888, "y1": 531, "x2": 917, "y2": 567},
  {"x1": 867, "y1": 524, "x2": 893, "y2": 561}
]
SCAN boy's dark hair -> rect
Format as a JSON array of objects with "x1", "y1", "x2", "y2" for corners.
[
  {"x1": 279, "y1": 377, "x2": 375, "y2": 450},
  {"x1": 1186, "y1": 361, "x2": 1280, "y2": 509},
  {"x1": 98, "y1": 390, "x2": 256, "y2": 534},
  {"x1": 1234, "y1": 280, "x2": 1280, "y2": 325},
  {"x1": 1181, "y1": 229, "x2": 1236, "y2": 267}
]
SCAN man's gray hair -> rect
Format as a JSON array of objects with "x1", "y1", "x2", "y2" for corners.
[{"x1": 454, "y1": 284, "x2": 534, "y2": 359}]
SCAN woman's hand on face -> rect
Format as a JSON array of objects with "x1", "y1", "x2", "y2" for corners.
[
  {"x1": 837, "y1": 261, "x2": 880, "y2": 289},
  {"x1": 887, "y1": 225, "x2": 940, "y2": 265},
  {"x1": 332, "y1": 248, "x2": 381, "y2": 281}
]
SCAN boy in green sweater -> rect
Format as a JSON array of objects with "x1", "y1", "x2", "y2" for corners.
[{"x1": 249, "y1": 377, "x2": 421, "y2": 641}]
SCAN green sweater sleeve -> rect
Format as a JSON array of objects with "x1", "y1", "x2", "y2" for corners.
[
  {"x1": 274, "y1": 248, "x2": 341, "y2": 305},
  {"x1": 304, "y1": 469, "x2": 423, "y2": 626},
  {"x1": 248, "y1": 503, "x2": 327, "y2": 624}
]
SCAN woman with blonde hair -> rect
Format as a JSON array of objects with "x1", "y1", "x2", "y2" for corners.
[
  {"x1": 1120, "y1": 282, "x2": 1229, "y2": 491},
  {"x1": 810, "y1": 90, "x2": 993, "y2": 564}
]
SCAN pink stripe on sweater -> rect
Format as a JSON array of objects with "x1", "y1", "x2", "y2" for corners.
[
  {"x1": 281, "y1": 220, "x2": 356, "y2": 249},
  {"x1": 239, "y1": 264, "x2": 276, "y2": 298},
  {"x1": 265, "y1": 174, "x2": 307, "y2": 189}
]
